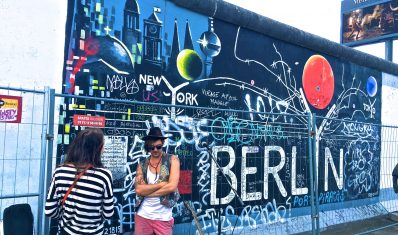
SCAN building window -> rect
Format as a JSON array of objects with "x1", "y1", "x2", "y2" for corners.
[{"x1": 127, "y1": 15, "x2": 133, "y2": 29}]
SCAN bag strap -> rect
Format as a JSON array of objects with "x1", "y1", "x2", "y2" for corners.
[{"x1": 61, "y1": 164, "x2": 92, "y2": 207}]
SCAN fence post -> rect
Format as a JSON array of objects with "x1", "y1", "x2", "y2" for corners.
[
  {"x1": 38, "y1": 87, "x2": 55, "y2": 235},
  {"x1": 307, "y1": 112, "x2": 316, "y2": 234},
  {"x1": 37, "y1": 87, "x2": 49, "y2": 234},
  {"x1": 312, "y1": 113, "x2": 320, "y2": 234},
  {"x1": 308, "y1": 113, "x2": 320, "y2": 235}
]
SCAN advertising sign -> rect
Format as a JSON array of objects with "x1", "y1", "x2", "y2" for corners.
[
  {"x1": 0, "y1": 95, "x2": 22, "y2": 123},
  {"x1": 341, "y1": 0, "x2": 398, "y2": 46}
]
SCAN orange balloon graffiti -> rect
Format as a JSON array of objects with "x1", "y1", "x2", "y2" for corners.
[{"x1": 302, "y1": 55, "x2": 334, "y2": 109}]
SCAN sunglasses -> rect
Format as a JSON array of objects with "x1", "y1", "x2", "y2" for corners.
[{"x1": 150, "y1": 145, "x2": 163, "y2": 151}]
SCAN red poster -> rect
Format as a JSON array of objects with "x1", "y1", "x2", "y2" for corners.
[
  {"x1": 0, "y1": 95, "x2": 22, "y2": 123},
  {"x1": 178, "y1": 170, "x2": 192, "y2": 194},
  {"x1": 73, "y1": 114, "x2": 105, "y2": 127}
]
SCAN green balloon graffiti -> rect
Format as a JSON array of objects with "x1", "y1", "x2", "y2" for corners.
[{"x1": 176, "y1": 49, "x2": 203, "y2": 81}]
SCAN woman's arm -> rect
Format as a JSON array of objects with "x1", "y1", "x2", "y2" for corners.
[
  {"x1": 135, "y1": 162, "x2": 167, "y2": 196},
  {"x1": 147, "y1": 155, "x2": 180, "y2": 197},
  {"x1": 102, "y1": 170, "x2": 114, "y2": 219},
  {"x1": 45, "y1": 172, "x2": 62, "y2": 218}
]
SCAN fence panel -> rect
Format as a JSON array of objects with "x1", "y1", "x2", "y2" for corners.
[
  {"x1": 379, "y1": 125, "x2": 398, "y2": 212},
  {"x1": 2, "y1": 86, "x2": 397, "y2": 234},
  {"x1": 48, "y1": 93, "x2": 313, "y2": 234},
  {"x1": 0, "y1": 86, "x2": 49, "y2": 235},
  {"x1": 314, "y1": 115, "x2": 398, "y2": 233}
]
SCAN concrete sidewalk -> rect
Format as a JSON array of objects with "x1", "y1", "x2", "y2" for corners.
[{"x1": 295, "y1": 213, "x2": 398, "y2": 235}]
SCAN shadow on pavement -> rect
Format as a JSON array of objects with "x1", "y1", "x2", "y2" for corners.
[{"x1": 294, "y1": 213, "x2": 398, "y2": 235}]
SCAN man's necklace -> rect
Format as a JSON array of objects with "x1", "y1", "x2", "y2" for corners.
[{"x1": 149, "y1": 156, "x2": 162, "y2": 180}]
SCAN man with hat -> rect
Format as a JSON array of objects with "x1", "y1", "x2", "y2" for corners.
[{"x1": 134, "y1": 127, "x2": 180, "y2": 235}]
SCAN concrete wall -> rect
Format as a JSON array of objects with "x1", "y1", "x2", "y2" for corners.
[
  {"x1": 53, "y1": 0, "x2": 398, "y2": 233},
  {"x1": 1, "y1": 0, "x2": 398, "y2": 234}
]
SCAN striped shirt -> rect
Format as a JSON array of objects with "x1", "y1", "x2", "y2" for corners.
[{"x1": 45, "y1": 165, "x2": 114, "y2": 235}]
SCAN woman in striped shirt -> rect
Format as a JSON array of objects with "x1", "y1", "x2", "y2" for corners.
[{"x1": 45, "y1": 128, "x2": 114, "y2": 235}]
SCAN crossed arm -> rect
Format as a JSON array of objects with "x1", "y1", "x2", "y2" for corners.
[{"x1": 135, "y1": 155, "x2": 180, "y2": 197}]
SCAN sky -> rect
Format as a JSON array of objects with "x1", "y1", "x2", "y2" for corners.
[{"x1": 224, "y1": 0, "x2": 389, "y2": 60}]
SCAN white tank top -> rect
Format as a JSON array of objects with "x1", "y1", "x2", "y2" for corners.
[{"x1": 137, "y1": 169, "x2": 173, "y2": 221}]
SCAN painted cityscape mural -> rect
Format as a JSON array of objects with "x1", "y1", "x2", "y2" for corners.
[{"x1": 56, "y1": 0, "x2": 382, "y2": 233}]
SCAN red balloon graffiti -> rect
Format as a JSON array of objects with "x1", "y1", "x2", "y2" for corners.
[{"x1": 302, "y1": 55, "x2": 334, "y2": 109}]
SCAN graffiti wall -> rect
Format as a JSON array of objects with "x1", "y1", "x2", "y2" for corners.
[{"x1": 56, "y1": 0, "x2": 382, "y2": 233}]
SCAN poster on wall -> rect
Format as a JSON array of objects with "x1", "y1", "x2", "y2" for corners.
[
  {"x1": 0, "y1": 95, "x2": 22, "y2": 123},
  {"x1": 103, "y1": 135, "x2": 128, "y2": 189},
  {"x1": 57, "y1": 0, "x2": 382, "y2": 233}
]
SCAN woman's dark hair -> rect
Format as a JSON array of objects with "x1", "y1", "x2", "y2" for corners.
[
  {"x1": 65, "y1": 128, "x2": 104, "y2": 168},
  {"x1": 144, "y1": 138, "x2": 164, "y2": 153}
]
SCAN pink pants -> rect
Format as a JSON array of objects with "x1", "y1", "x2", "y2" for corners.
[{"x1": 135, "y1": 214, "x2": 174, "y2": 235}]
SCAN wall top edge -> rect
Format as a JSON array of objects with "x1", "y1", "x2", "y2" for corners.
[{"x1": 172, "y1": 0, "x2": 398, "y2": 76}]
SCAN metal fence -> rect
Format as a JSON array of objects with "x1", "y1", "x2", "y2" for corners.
[
  {"x1": 0, "y1": 86, "x2": 52, "y2": 235},
  {"x1": 313, "y1": 115, "x2": 387, "y2": 232},
  {"x1": 1, "y1": 86, "x2": 398, "y2": 235}
]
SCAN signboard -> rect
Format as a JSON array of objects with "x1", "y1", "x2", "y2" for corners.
[
  {"x1": 341, "y1": 0, "x2": 389, "y2": 13},
  {"x1": 73, "y1": 114, "x2": 105, "y2": 127},
  {"x1": 341, "y1": 0, "x2": 398, "y2": 46},
  {"x1": 0, "y1": 95, "x2": 22, "y2": 123}
]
